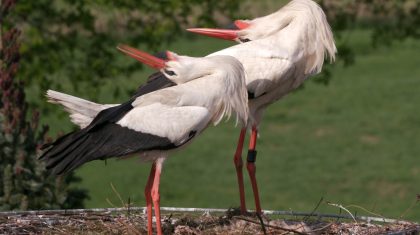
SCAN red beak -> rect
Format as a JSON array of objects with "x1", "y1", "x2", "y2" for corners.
[
  {"x1": 117, "y1": 44, "x2": 166, "y2": 69},
  {"x1": 186, "y1": 20, "x2": 250, "y2": 41},
  {"x1": 186, "y1": 28, "x2": 239, "y2": 41}
]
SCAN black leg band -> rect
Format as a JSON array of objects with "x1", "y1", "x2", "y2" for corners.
[{"x1": 247, "y1": 150, "x2": 257, "y2": 163}]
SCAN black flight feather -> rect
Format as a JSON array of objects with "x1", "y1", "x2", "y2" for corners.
[
  {"x1": 40, "y1": 97, "x2": 177, "y2": 175},
  {"x1": 41, "y1": 123, "x2": 177, "y2": 175}
]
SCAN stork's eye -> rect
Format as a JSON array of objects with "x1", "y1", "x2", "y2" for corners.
[
  {"x1": 239, "y1": 38, "x2": 251, "y2": 43},
  {"x1": 164, "y1": 69, "x2": 176, "y2": 76}
]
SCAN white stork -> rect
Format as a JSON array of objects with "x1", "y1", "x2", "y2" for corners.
[
  {"x1": 40, "y1": 46, "x2": 249, "y2": 235},
  {"x1": 187, "y1": 0, "x2": 337, "y2": 214}
]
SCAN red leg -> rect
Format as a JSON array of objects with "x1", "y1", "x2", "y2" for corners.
[
  {"x1": 246, "y1": 126, "x2": 262, "y2": 214},
  {"x1": 233, "y1": 128, "x2": 247, "y2": 214},
  {"x1": 151, "y1": 159, "x2": 164, "y2": 235},
  {"x1": 144, "y1": 163, "x2": 156, "y2": 235}
]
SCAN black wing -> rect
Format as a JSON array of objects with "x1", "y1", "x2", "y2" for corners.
[
  {"x1": 40, "y1": 123, "x2": 177, "y2": 175},
  {"x1": 132, "y1": 72, "x2": 176, "y2": 99},
  {"x1": 90, "y1": 71, "x2": 176, "y2": 131},
  {"x1": 40, "y1": 95, "x2": 172, "y2": 175},
  {"x1": 40, "y1": 100, "x2": 135, "y2": 151}
]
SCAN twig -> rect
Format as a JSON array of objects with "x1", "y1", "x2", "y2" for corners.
[
  {"x1": 327, "y1": 202, "x2": 357, "y2": 223},
  {"x1": 346, "y1": 204, "x2": 385, "y2": 221},
  {"x1": 303, "y1": 197, "x2": 323, "y2": 222},
  {"x1": 115, "y1": 217, "x2": 142, "y2": 235},
  {"x1": 336, "y1": 208, "x2": 342, "y2": 223},
  {"x1": 234, "y1": 216, "x2": 307, "y2": 235},
  {"x1": 110, "y1": 182, "x2": 126, "y2": 208},
  {"x1": 105, "y1": 198, "x2": 117, "y2": 208},
  {"x1": 255, "y1": 213, "x2": 267, "y2": 235},
  {"x1": 127, "y1": 197, "x2": 131, "y2": 216},
  {"x1": 310, "y1": 222, "x2": 334, "y2": 233},
  {"x1": 399, "y1": 197, "x2": 419, "y2": 219}
]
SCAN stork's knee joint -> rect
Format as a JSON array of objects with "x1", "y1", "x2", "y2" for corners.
[
  {"x1": 151, "y1": 189, "x2": 160, "y2": 202},
  {"x1": 144, "y1": 189, "x2": 150, "y2": 198},
  {"x1": 233, "y1": 155, "x2": 243, "y2": 168}
]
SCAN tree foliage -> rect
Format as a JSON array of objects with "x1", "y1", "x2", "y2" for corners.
[
  {"x1": 0, "y1": 0, "x2": 87, "y2": 210},
  {"x1": 13, "y1": 0, "x2": 241, "y2": 103},
  {"x1": 313, "y1": 0, "x2": 419, "y2": 85},
  {"x1": 322, "y1": 0, "x2": 419, "y2": 45}
]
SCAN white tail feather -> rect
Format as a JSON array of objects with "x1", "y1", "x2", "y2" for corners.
[{"x1": 46, "y1": 90, "x2": 116, "y2": 128}]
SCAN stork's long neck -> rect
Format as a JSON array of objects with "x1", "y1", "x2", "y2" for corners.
[
  {"x1": 297, "y1": 6, "x2": 335, "y2": 72},
  {"x1": 259, "y1": 0, "x2": 337, "y2": 74},
  {"x1": 176, "y1": 57, "x2": 248, "y2": 126},
  {"x1": 212, "y1": 70, "x2": 248, "y2": 126}
]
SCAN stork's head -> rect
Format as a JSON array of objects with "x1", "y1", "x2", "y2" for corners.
[
  {"x1": 187, "y1": 0, "x2": 336, "y2": 48},
  {"x1": 117, "y1": 44, "x2": 216, "y2": 84},
  {"x1": 189, "y1": 10, "x2": 310, "y2": 43},
  {"x1": 187, "y1": 12, "x2": 293, "y2": 43}
]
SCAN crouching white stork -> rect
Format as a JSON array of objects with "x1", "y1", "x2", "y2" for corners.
[
  {"x1": 40, "y1": 47, "x2": 249, "y2": 235},
  {"x1": 188, "y1": 0, "x2": 337, "y2": 214}
]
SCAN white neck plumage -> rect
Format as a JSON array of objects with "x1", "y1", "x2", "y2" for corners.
[{"x1": 253, "y1": 0, "x2": 337, "y2": 74}]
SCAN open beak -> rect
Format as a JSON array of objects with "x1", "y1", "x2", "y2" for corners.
[
  {"x1": 117, "y1": 44, "x2": 167, "y2": 69},
  {"x1": 186, "y1": 20, "x2": 250, "y2": 41}
]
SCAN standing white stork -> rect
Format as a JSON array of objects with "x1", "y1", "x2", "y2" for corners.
[
  {"x1": 40, "y1": 47, "x2": 249, "y2": 235},
  {"x1": 187, "y1": 0, "x2": 337, "y2": 214}
]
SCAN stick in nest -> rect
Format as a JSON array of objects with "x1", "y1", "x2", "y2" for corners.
[
  {"x1": 327, "y1": 202, "x2": 357, "y2": 223},
  {"x1": 234, "y1": 215, "x2": 308, "y2": 235}
]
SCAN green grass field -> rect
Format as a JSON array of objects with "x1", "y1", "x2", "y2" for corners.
[{"x1": 41, "y1": 30, "x2": 420, "y2": 221}]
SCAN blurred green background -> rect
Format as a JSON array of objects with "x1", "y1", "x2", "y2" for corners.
[{"x1": 4, "y1": 0, "x2": 420, "y2": 221}]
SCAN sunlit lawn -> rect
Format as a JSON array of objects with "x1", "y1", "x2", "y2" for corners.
[{"x1": 40, "y1": 31, "x2": 420, "y2": 221}]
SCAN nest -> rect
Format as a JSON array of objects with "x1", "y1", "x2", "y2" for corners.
[{"x1": 0, "y1": 208, "x2": 418, "y2": 235}]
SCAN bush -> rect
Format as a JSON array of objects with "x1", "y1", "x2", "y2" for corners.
[{"x1": 0, "y1": 0, "x2": 88, "y2": 210}]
